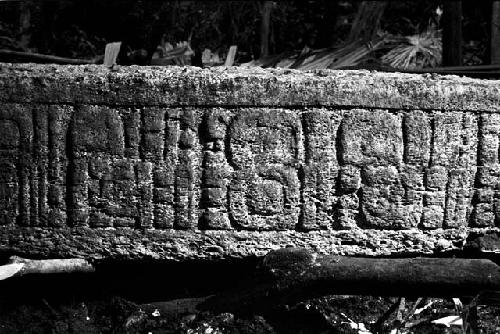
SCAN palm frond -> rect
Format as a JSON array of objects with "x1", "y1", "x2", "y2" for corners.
[{"x1": 381, "y1": 28, "x2": 441, "y2": 70}]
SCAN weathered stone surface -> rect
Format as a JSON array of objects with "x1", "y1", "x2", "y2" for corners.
[
  {"x1": 2, "y1": 64, "x2": 500, "y2": 111},
  {"x1": 0, "y1": 225, "x2": 472, "y2": 261},
  {"x1": 301, "y1": 109, "x2": 340, "y2": 230},
  {"x1": 228, "y1": 109, "x2": 301, "y2": 230},
  {"x1": 0, "y1": 64, "x2": 499, "y2": 260}
]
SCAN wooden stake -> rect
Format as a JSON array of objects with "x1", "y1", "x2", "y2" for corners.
[
  {"x1": 103, "y1": 42, "x2": 122, "y2": 68},
  {"x1": 224, "y1": 45, "x2": 238, "y2": 66}
]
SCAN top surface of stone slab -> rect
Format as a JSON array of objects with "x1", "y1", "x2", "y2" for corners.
[{"x1": 1, "y1": 64, "x2": 500, "y2": 111}]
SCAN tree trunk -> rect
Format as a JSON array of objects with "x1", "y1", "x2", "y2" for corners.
[
  {"x1": 18, "y1": 0, "x2": 32, "y2": 49},
  {"x1": 259, "y1": 1, "x2": 273, "y2": 57},
  {"x1": 492, "y1": 1, "x2": 500, "y2": 64},
  {"x1": 39, "y1": 0, "x2": 59, "y2": 54},
  {"x1": 347, "y1": 1, "x2": 387, "y2": 43},
  {"x1": 442, "y1": 0, "x2": 463, "y2": 66}
]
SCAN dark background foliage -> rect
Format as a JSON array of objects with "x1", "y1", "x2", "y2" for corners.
[{"x1": 0, "y1": 0, "x2": 493, "y2": 65}]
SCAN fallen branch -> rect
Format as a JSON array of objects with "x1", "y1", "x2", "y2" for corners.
[
  {"x1": 0, "y1": 256, "x2": 94, "y2": 280},
  {"x1": 0, "y1": 49, "x2": 100, "y2": 64},
  {"x1": 130, "y1": 248, "x2": 500, "y2": 320},
  {"x1": 201, "y1": 248, "x2": 500, "y2": 314}
]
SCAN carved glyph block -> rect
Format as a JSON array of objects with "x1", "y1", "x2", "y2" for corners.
[{"x1": 228, "y1": 109, "x2": 301, "y2": 230}]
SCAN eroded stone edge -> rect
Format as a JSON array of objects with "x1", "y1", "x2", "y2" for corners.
[
  {"x1": 0, "y1": 226, "x2": 494, "y2": 261},
  {"x1": 1, "y1": 64, "x2": 500, "y2": 112}
]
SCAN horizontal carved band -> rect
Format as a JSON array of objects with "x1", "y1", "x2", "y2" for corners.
[{"x1": 1, "y1": 105, "x2": 492, "y2": 231}]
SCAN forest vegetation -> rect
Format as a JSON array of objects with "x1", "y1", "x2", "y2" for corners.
[{"x1": 0, "y1": 0, "x2": 497, "y2": 75}]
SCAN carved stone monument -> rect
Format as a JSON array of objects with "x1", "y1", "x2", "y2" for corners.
[{"x1": 0, "y1": 64, "x2": 499, "y2": 260}]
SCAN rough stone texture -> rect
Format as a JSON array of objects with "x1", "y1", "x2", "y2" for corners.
[
  {"x1": 0, "y1": 225, "x2": 470, "y2": 261},
  {"x1": 2, "y1": 64, "x2": 500, "y2": 111},
  {"x1": 0, "y1": 63, "x2": 500, "y2": 260}
]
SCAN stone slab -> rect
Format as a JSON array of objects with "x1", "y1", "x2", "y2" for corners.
[{"x1": 0, "y1": 64, "x2": 500, "y2": 260}]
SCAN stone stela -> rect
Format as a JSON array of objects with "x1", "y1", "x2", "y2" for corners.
[{"x1": 0, "y1": 64, "x2": 499, "y2": 260}]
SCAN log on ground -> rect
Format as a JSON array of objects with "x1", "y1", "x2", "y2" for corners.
[{"x1": 199, "y1": 248, "x2": 500, "y2": 314}]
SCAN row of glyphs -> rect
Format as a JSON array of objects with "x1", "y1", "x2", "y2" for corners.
[{"x1": 0, "y1": 104, "x2": 496, "y2": 230}]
